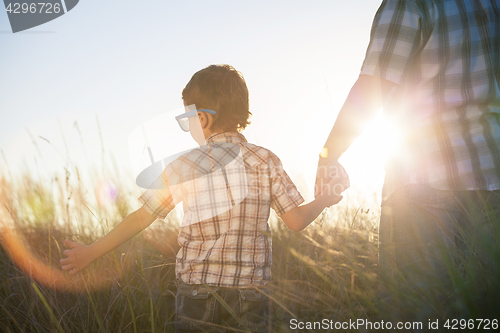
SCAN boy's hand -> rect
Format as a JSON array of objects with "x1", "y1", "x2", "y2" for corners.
[
  {"x1": 314, "y1": 159, "x2": 350, "y2": 199},
  {"x1": 281, "y1": 176, "x2": 345, "y2": 232},
  {"x1": 60, "y1": 239, "x2": 93, "y2": 275}
]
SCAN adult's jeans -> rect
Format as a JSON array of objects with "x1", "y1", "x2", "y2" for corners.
[{"x1": 379, "y1": 184, "x2": 500, "y2": 321}]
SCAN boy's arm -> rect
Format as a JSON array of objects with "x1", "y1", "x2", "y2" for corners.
[
  {"x1": 281, "y1": 179, "x2": 343, "y2": 231},
  {"x1": 60, "y1": 206, "x2": 157, "y2": 275}
]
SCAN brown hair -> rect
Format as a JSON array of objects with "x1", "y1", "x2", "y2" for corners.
[{"x1": 182, "y1": 64, "x2": 251, "y2": 132}]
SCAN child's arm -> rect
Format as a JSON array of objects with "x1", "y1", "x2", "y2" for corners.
[
  {"x1": 281, "y1": 179, "x2": 343, "y2": 231},
  {"x1": 60, "y1": 206, "x2": 156, "y2": 275}
]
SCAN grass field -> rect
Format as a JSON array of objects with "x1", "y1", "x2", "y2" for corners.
[{"x1": 1, "y1": 161, "x2": 499, "y2": 332}]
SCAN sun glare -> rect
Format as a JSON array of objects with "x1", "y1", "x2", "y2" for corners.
[
  {"x1": 378, "y1": 115, "x2": 402, "y2": 160},
  {"x1": 339, "y1": 110, "x2": 402, "y2": 192}
]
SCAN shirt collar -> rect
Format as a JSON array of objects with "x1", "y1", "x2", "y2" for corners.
[{"x1": 206, "y1": 132, "x2": 247, "y2": 144}]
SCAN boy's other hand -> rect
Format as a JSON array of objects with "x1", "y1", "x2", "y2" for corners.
[
  {"x1": 60, "y1": 239, "x2": 92, "y2": 275},
  {"x1": 314, "y1": 159, "x2": 350, "y2": 199}
]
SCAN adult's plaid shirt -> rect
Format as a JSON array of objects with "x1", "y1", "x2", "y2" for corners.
[
  {"x1": 360, "y1": 0, "x2": 500, "y2": 198},
  {"x1": 139, "y1": 132, "x2": 304, "y2": 286}
]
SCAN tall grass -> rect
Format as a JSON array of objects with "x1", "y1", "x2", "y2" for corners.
[{"x1": 1, "y1": 154, "x2": 499, "y2": 332}]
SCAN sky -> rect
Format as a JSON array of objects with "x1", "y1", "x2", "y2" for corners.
[{"x1": 0, "y1": 0, "x2": 393, "y2": 205}]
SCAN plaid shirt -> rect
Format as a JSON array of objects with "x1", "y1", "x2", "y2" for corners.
[
  {"x1": 139, "y1": 132, "x2": 304, "y2": 287},
  {"x1": 360, "y1": 0, "x2": 500, "y2": 198}
]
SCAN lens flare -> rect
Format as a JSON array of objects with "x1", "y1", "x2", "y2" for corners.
[
  {"x1": 0, "y1": 225, "x2": 121, "y2": 292},
  {"x1": 95, "y1": 179, "x2": 118, "y2": 206}
]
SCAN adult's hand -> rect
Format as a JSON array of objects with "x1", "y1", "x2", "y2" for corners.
[{"x1": 314, "y1": 158, "x2": 350, "y2": 198}]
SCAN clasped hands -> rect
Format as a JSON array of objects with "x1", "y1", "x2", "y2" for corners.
[{"x1": 314, "y1": 158, "x2": 350, "y2": 205}]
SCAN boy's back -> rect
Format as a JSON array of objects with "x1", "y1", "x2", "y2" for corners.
[{"x1": 139, "y1": 131, "x2": 304, "y2": 287}]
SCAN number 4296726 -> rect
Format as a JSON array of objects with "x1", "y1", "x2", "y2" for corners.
[
  {"x1": 444, "y1": 319, "x2": 498, "y2": 330},
  {"x1": 6, "y1": 3, "x2": 61, "y2": 14}
]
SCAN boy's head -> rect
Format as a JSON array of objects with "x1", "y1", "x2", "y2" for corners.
[{"x1": 182, "y1": 65, "x2": 251, "y2": 133}]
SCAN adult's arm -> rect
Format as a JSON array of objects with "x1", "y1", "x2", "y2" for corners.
[{"x1": 315, "y1": 75, "x2": 397, "y2": 196}]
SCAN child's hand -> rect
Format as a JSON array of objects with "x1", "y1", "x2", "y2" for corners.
[{"x1": 60, "y1": 239, "x2": 93, "y2": 275}]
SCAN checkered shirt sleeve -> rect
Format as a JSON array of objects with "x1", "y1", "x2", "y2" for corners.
[
  {"x1": 269, "y1": 154, "x2": 304, "y2": 216},
  {"x1": 138, "y1": 164, "x2": 177, "y2": 219},
  {"x1": 360, "y1": 0, "x2": 423, "y2": 85}
]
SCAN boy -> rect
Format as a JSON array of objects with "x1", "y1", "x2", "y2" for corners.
[{"x1": 61, "y1": 64, "x2": 343, "y2": 332}]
